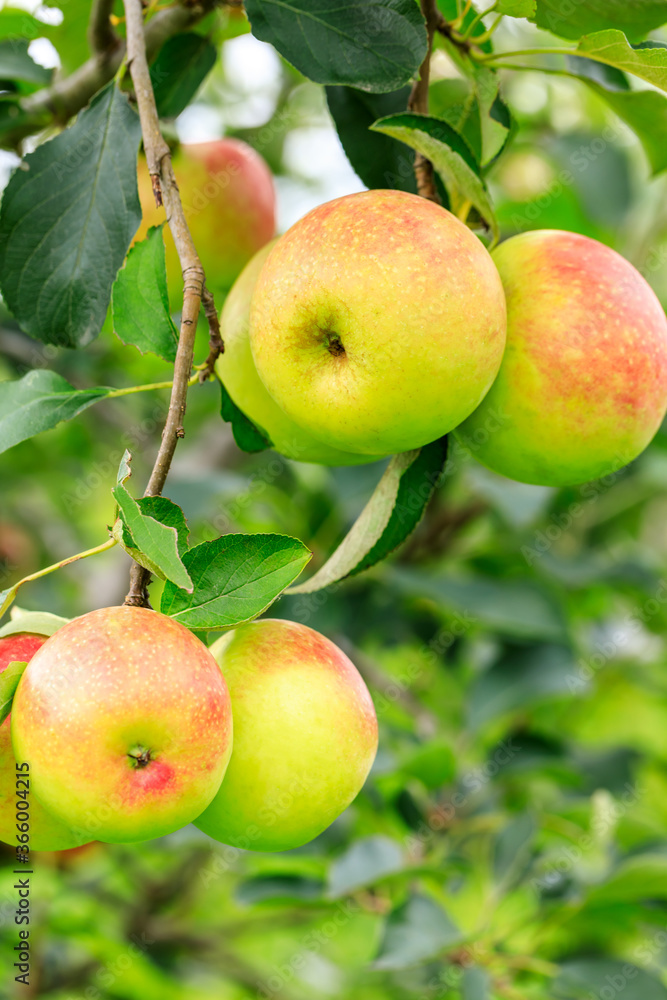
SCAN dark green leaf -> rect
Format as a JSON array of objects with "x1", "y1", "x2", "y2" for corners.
[
  {"x1": 0, "y1": 370, "x2": 112, "y2": 456},
  {"x1": 220, "y1": 381, "x2": 271, "y2": 454},
  {"x1": 289, "y1": 439, "x2": 447, "y2": 594},
  {"x1": 150, "y1": 33, "x2": 217, "y2": 119},
  {"x1": 374, "y1": 894, "x2": 461, "y2": 969},
  {"x1": 575, "y1": 30, "x2": 667, "y2": 92},
  {"x1": 553, "y1": 959, "x2": 667, "y2": 999},
  {"x1": 325, "y1": 85, "x2": 416, "y2": 191},
  {"x1": 112, "y1": 226, "x2": 179, "y2": 362},
  {"x1": 0, "y1": 660, "x2": 27, "y2": 725},
  {"x1": 0, "y1": 612, "x2": 69, "y2": 639},
  {"x1": 328, "y1": 836, "x2": 404, "y2": 897},
  {"x1": 236, "y1": 876, "x2": 325, "y2": 905},
  {"x1": 136, "y1": 496, "x2": 190, "y2": 557},
  {"x1": 112, "y1": 485, "x2": 193, "y2": 592},
  {"x1": 0, "y1": 83, "x2": 142, "y2": 347},
  {"x1": 468, "y1": 644, "x2": 577, "y2": 729},
  {"x1": 388, "y1": 570, "x2": 567, "y2": 642},
  {"x1": 245, "y1": 0, "x2": 427, "y2": 93},
  {"x1": 0, "y1": 38, "x2": 51, "y2": 87},
  {"x1": 160, "y1": 533, "x2": 311, "y2": 629},
  {"x1": 371, "y1": 113, "x2": 498, "y2": 238},
  {"x1": 533, "y1": 0, "x2": 667, "y2": 43}
]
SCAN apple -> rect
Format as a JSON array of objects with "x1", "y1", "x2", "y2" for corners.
[
  {"x1": 195, "y1": 619, "x2": 378, "y2": 851},
  {"x1": 454, "y1": 230, "x2": 667, "y2": 486},
  {"x1": 11, "y1": 606, "x2": 233, "y2": 844},
  {"x1": 135, "y1": 138, "x2": 276, "y2": 309},
  {"x1": 0, "y1": 633, "x2": 86, "y2": 851},
  {"x1": 216, "y1": 241, "x2": 387, "y2": 465},
  {"x1": 249, "y1": 189, "x2": 507, "y2": 456}
]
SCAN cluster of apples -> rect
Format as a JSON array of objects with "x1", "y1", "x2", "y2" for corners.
[
  {"x1": 0, "y1": 608, "x2": 378, "y2": 852},
  {"x1": 216, "y1": 188, "x2": 667, "y2": 487}
]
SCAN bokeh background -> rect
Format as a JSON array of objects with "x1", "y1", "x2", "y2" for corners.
[{"x1": 1, "y1": 4, "x2": 667, "y2": 998}]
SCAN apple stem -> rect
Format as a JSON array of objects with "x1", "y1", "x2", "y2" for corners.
[
  {"x1": 408, "y1": 0, "x2": 442, "y2": 204},
  {"x1": 128, "y1": 746, "x2": 152, "y2": 768},
  {"x1": 122, "y1": 0, "x2": 221, "y2": 609}
]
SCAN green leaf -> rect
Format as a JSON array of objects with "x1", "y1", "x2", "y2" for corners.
[
  {"x1": 0, "y1": 38, "x2": 52, "y2": 87},
  {"x1": 328, "y1": 836, "x2": 404, "y2": 897},
  {"x1": 575, "y1": 30, "x2": 667, "y2": 92},
  {"x1": 0, "y1": 612, "x2": 69, "y2": 639},
  {"x1": 136, "y1": 496, "x2": 190, "y2": 557},
  {"x1": 533, "y1": 0, "x2": 667, "y2": 43},
  {"x1": 0, "y1": 83, "x2": 142, "y2": 348},
  {"x1": 468, "y1": 644, "x2": 576, "y2": 729},
  {"x1": 112, "y1": 226, "x2": 179, "y2": 362},
  {"x1": 160, "y1": 533, "x2": 311, "y2": 629},
  {"x1": 220, "y1": 381, "x2": 271, "y2": 454},
  {"x1": 371, "y1": 113, "x2": 498, "y2": 239},
  {"x1": 553, "y1": 959, "x2": 667, "y2": 999},
  {"x1": 585, "y1": 855, "x2": 667, "y2": 904},
  {"x1": 0, "y1": 8, "x2": 53, "y2": 42},
  {"x1": 150, "y1": 33, "x2": 218, "y2": 119},
  {"x1": 462, "y1": 969, "x2": 491, "y2": 1000},
  {"x1": 567, "y1": 57, "x2": 667, "y2": 174},
  {"x1": 400, "y1": 738, "x2": 456, "y2": 790},
  {"x1": 493, "y1": 813, "x2": 536, "y2": 887},
  {"x1": 497, "y1": 0, "x2": 536, "y2": 16},
  {"x1": 325, "y1": 85, "x2": 416, "y2": 192},
  {"x1": 244, "y1": 0, "x2": 428, "y2": 93},
  {"x1": 0, "y1": 370, "x2": 112, "y2": 456},
  {"x1": 112, "y1": 485, "x2": 193, "y2": 592},
  {"x1": 388, "y1": 571, "x2": 567, "y2": 642},
  {"x1": 288, "y1": 439, "x2": 447, "y2": 594},
  {"x1": 235, "y1": 875, "x2": 325, "y2": 905},
  {"x1": 0, "y1": 660, "x2": 27, "y2": 725},
  {"x1": 374, "y1": 894, "x2": 461, "y2": 969}
]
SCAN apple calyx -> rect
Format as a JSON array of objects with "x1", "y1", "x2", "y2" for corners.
[
  {"x1": 128, "y1": 746, "x2": 153, "y2": 769},
  {"x1": 323, "y1": 330, "x2": 346, "y2": 358}
]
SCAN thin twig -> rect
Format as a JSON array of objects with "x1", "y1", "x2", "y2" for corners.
[
  {"x1": 123, "y1": 0, "x2": 211, "y2": 607},
  {"x1": 408, "y1": 0, "x2": 442, "y2": 203},
  {"x1": 87, "y1": 0, "x2": 119, "y2": 55},
  {"x1": 199, "y1": 286, "x2": 225, "y2": 383}
]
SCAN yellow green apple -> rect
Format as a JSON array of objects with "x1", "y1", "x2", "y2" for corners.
[
  {"x1": 216, "y1": 241, "x2": 387, "y2": 465},
  {"x1": 11, "y1": 607, "x2": 233, "y2": 844},
  {"x1": 455, "y1": 230, "x2": 667, "y2": 486},
  {"x1": 135, "y1": 138, "x2": 275, "y2": 308},
  {"x1": 249, "y1": 189, "x2": 507, "y2": 456},
  {"x1": 0, "y1": 633, "x2": 86, "y2": 851},
  {"x1": 195, "y1": 619, "x2": 378, "y2": 851}
]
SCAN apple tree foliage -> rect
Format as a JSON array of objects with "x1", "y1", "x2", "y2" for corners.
[{"x1": 1, "y1": 0, "x2": 667, "y2": 997}]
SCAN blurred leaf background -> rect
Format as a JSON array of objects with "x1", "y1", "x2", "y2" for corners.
[{"x1": 1, "y1": 2, "x2": 667, "y2": 997}]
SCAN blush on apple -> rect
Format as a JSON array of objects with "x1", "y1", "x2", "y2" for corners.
[
  {"x1": 455, "y1": 230, "x2": 667, "y2": 486},
  {"x1": 11, "y1": 606, "x2": 233, "y2": 845}
]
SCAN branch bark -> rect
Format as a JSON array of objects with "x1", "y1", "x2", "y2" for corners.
[
  {"x1": 122, "y1": 0, "x2": 212, "y2": 607},
  {"x1": 408, "y1": 0, "x2": 442, "y2": 203},
  {"x1": 88, "y1": 0, "x2": 119, "y2": 55}
]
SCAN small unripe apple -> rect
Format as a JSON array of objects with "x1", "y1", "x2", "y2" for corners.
[
  {"x1": 249, "y1": 190, "x2": 507, "y2": 456},
  {"x1": 216, "y1": 242, "x2": 387, "y2": 465},
  {"x1": 195, "y1": 619, "x2": 378, "y2": 851},
  {"x1": 135, "y1": 138, "x2": 276, "y2": 307},
  {"x1": 0, "y1": 633, "x2": 86, "y2": 851},
  {"x1": 455, "y1": 230, "x2": 667, "y2": 486},
  {"x1": 11, "y1": 607, "x2": 233, "y2": 844}
]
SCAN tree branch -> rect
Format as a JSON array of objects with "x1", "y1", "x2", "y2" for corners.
[
  {"x1": 122, "y1": 0, "x2": 212, "y2": 607},
  {"x1": 408, "y1": 0, "x2": 442, "y2": 203},
  {"x1": 18, "y1": 2, "x2": 216, "y2": 136},
  {"x1": 88, "y1": 0, "x2": 119, "y2": 55},
  {"x1": 199, "y1": 286, "x2": 225, "y2": 383}
]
